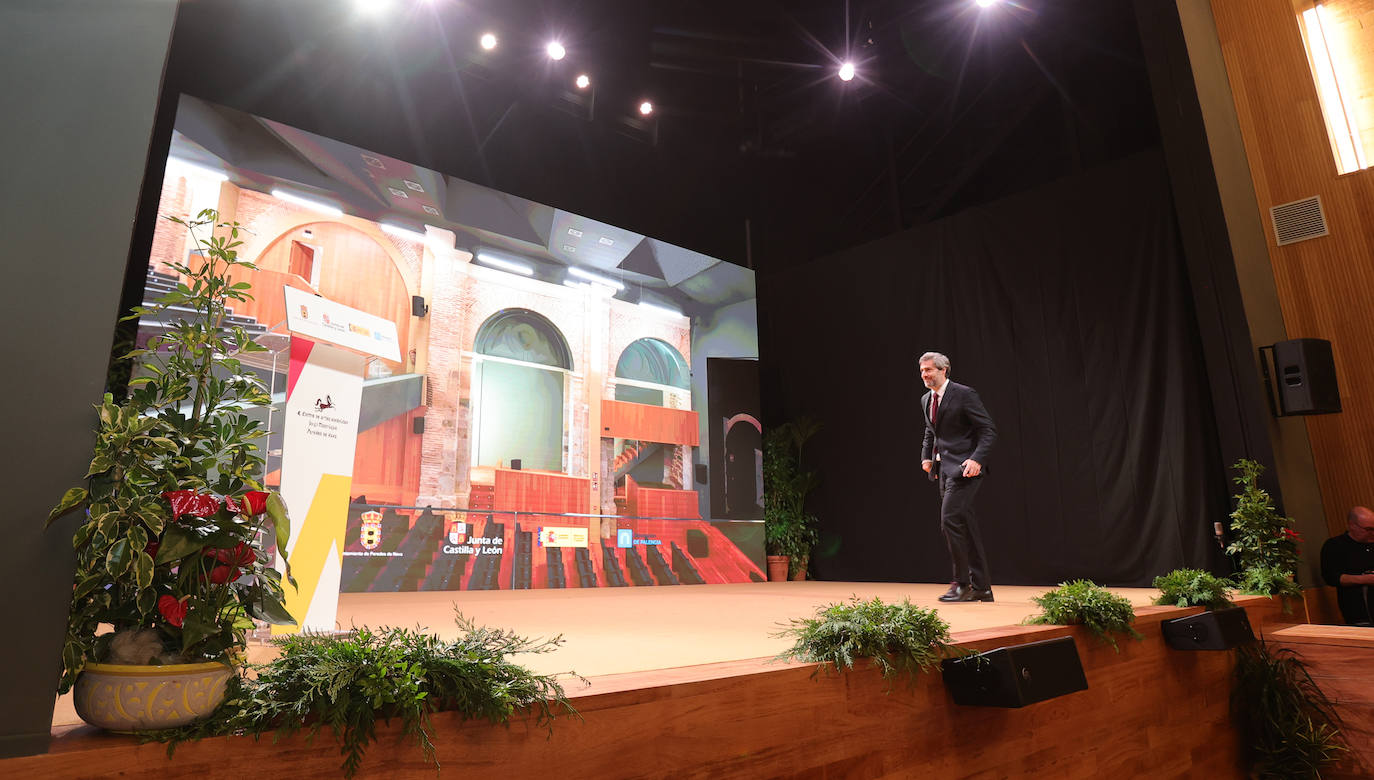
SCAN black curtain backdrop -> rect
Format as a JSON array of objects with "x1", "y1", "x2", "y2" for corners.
[{"x1": 760, "y1": 150, "x2": 1229, "y2": 587}]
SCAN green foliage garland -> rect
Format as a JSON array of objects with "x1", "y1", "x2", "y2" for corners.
[
  {"x1": 1024, "y1": 580, "x2": 1143, "y2": 651},
  {"x1": 1151, "y1": 568, "x2": 1236, "y2": 611},
  {"x1": 775, "y1": 596, "x2": 953, "y2": 685},
  {"x1": 157, "y1": 613, "x2": 577, "y2": 777}
]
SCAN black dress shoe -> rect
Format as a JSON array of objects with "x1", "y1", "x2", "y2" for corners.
[
  {"x1": 968, "y1": 588, "x2": 994, "y2": 602},
  {"x1": 938, "y1": 583, "x2": 969, "y2": 602}
]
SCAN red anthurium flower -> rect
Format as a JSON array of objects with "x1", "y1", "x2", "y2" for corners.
[
  {"x1": 208, "y1": 565, "x2": 240, "y2": 584},
  {"x1": 157, "y1": 595, "x2": 188, "y2": 628},
  {"x1": 226, "y1": 491, "x2": 271, "y2": 517},
  {"x1": 163, "y1": 490, "x2": 222, "y2": 518},
  {"x1": 210, "y1": 542, "x2": 256, "y2": 568}
]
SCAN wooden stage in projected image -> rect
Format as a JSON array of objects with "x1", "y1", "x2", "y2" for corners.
[{"x1": 26, "y1": 584, "x2": 1327, "y2": 779}]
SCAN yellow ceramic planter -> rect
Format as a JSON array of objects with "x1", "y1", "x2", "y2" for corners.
[{"x1": 73, "y1": 661, "x2": 233, "y2": 732}]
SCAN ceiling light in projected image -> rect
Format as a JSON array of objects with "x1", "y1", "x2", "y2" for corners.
[
  {"x1": 568, "y1": 266, "x2": 625, "y2": 290},
  {"x1": 271, "y1": 189, "x2": 343, "y2": 217},
  {"x1": 474, "y1": 250, "x2": 535, "y2": 276},
  {"x1": 380, "y1": 222, "x2": 428, "y2": 242}
]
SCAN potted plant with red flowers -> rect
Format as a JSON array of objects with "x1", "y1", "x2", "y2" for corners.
[{"x1": 47, "y1": 210, "x2": 296, "y2": 731}]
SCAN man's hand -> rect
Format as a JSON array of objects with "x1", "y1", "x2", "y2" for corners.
[
  {"x1": 1343, "y1": 572, "x2": 1374, "y2": 586},
  {"x1": 922, "y1": 460, "x2": 933, "y2": 473},
  {"x1": 961, "y1": 459, "x2": 982, "y2": 478}
]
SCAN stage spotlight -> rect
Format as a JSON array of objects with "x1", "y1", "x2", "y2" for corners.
[
  {"x1": 838, "y1": 62, "x2": 856, "y2": 82},
  {"x1": 480, "y1": 32, "x2": 497, "y2": 50},
  {"x1": 575, "y1": 73, "x2": 591, "y2": 89},
  {"x1": 638, "y1": 100, "x2": 654, "y2": 116},
  {"x1": 546, "y1": 41, "x2": 566, "y2": 60},
  {"x1": 976, "y1": 0, "x2": 1000, "y2": 7}
]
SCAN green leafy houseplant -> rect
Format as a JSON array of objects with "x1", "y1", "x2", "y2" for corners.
[
  {"x1": 1225, "y1": 459, "x2": 1303, "y2": 600},
  {"x1": 1232, "y1": 641, "x2": 1346, "y2": 779},
  {"x1": 775, "y1": 596, "x2": 953, "y2": 685},
  {"x1": 160, "y1": 614, "x2": 578, "y2": 777},
  {"x1": 1152, "y1": 568, "x2": 1236, "y2": 611},
  {"x1": 1024, "y1": 579, "x2": 1143, "y2": 651},
  {"x1": 763, "y1": 418, "x2": 821, "y2": 577},
  {"x1": 47, "y1": 210, "x2": 296, "y2": 693}
]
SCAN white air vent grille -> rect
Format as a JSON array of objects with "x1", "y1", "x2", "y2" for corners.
[{"x1": 1269, "y1": 196, "x2": 1329, "y2": 246}]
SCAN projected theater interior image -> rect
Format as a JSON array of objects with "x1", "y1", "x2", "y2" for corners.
[{"x1": 143, "y1": 95, "x2": 763, "y2": 592}]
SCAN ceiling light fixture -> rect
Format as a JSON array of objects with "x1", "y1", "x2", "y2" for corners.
[
  {"x1": 474, "y1": 250, "x2": 534, "y2": 276},
  {"x1": 271, "y1": 189, "x2": 343, "y2": 217},
  {"x1": 546, "y1": 41, "x2": 566, "y2": 60},
  {"x1": 638, "y1": 100, "x2": 654, "y2": 116},
  {"x1": 838, "y1": 62, "x2": 856, "y2": 82},
  {"x1": 575, "y1": 74, "x2": 591, "y2": 89},
  {"x1": 480, "y1": 32, "x2": 498, "y2": 50},
  {"x1": 568, "y1": 266, "x2": 624, "y2": 289},
  {"x1": 380, "y1": 222, "x2": 428, "y2": 242}
]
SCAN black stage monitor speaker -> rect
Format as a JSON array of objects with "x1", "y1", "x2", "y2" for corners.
[
  {"x1": 1161, "y1": 607, "x2": 1255, "y2": 651},
  {"x1": 1271, "y1": 338, "x2": 1341, "y2": 415},
  {"x1": 686, "y1": 528, "x2": 709, "y2": 558},
  {"x1": 510, "y1": 458, "x2": 522, "y2": 470},
  {"x1": 941, "y1": 636, "x2": 1088, "y2": 708},
  {"x1": 412, "y1": 417, "x2": 425, "y2": 434}
]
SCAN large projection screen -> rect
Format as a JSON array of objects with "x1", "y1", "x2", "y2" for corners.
[{"x1": 137, "y1": 95, "x2": 763, "y2": 592}]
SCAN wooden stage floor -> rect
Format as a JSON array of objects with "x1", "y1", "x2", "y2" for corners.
[{"x1": 51, "y1": 582, "x2": 1163, "y2": 727}]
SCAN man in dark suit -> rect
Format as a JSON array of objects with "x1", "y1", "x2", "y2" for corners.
[{"x1": 919, "y1": 351, "x2": 997, "y2": 603}]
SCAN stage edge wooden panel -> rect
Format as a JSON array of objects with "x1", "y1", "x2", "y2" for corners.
[{"x1": 3, "y1": 597, "x2": 1315, "y2": 779}]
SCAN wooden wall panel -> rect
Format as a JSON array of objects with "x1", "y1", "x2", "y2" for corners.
[
  {"x1": 1271, "y1": 624, "x2": 1374, "y2": 778},
  {"x1": 493, "y1": 468, "x2": 589, "y2": 516},
  {"x1": 601, "y1": 399, "x2": 699, "y2": 445},
  {"x1": 1211, "y1": 0, "x2": 1374, "y2": 536},
  {"x1": 5, "y1": 606, "x2": 1269, "y2": 780},
  {"x1": 351, "y1": 408, "x2": 424, "y2": 506},
  {"x1": 249, "y1": 221, "x2": 413, "y2": 371}
]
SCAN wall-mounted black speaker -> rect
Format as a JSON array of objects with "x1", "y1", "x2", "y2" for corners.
[
  {"x1": 1266, "y1": 338, "x2": 1340, "y2": 416},
  {"x1": 1161, "y1": 607, "x2": 1255, "y2": 651},
  {"x1": 510, "y1": 458, "x2": 522, "y2": 470},
  {"x1": 695, "y1": 463, "x2": 708, "y2": 484},
  {"x1": 686, "y1": 528, "x2": 709, "y2": 557},
  {"x1": 411, "y1": 295, "x2": 429, "y2": 317},
  {"x1": 941, "y1": 636, "x2": 1088, "y2": 708},
  {"x1": 412, "y1": 417, "x2": 425, "y2": 434}
]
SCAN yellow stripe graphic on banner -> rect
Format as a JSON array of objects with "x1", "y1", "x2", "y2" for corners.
[{"x1": 274, "y1": 473, "x2": 353, "y2": 635}]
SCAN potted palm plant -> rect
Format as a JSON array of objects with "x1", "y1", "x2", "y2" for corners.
[
  {"x1": 47, "y1": 210, "x2": 296, "y2": 731},
  {"x1": 763, "y1": 418, "x2": 821, "y2": 580}
]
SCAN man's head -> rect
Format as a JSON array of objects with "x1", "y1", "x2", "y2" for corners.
[
  {"x1": 1347, "y1": 506, "x2": 1374, "y2": 543},
  {"x1": 919, "y1": 351, "x2": 950, "y2": 390}
]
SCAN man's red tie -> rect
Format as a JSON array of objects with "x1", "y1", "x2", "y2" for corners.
[{"x1": 930, "y1": 392, "x2": 939, "y2": 461}]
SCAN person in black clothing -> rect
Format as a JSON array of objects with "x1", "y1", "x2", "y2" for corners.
[{"x1": 1320, "y1": 506, "x2": 1374, "y2": 626}]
